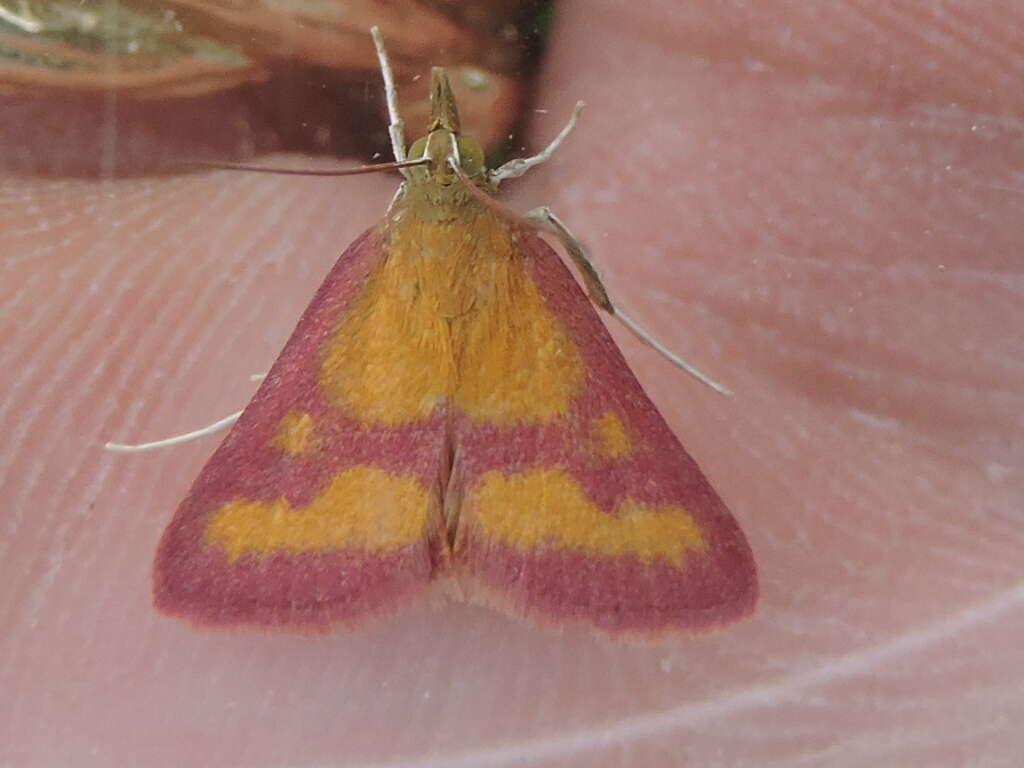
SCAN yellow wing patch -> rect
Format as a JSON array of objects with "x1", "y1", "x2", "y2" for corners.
[
  {"x1": 593, "y1": 411, "x2": 632, "y2": 459},
  {"x1": 204, "y1": 467, "x2": 432, "y2": 561},
  {"x1": 470, "y1": 468, "x2": 705, "y2": 567},
  {"x1": 319, "y1": 204, "x2": 585, "y2": 427},
  {"x1": 271, "y1": 411, "x2": 318, "y2": 456}
]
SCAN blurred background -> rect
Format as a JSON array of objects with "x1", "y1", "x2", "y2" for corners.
[{"x1": 0, "y1": 0, "x2": 553, "y2": 176}]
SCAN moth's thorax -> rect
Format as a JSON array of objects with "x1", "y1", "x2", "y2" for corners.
[{"x1": 392, "y1": 175, "x2": 493, "y2": 226}]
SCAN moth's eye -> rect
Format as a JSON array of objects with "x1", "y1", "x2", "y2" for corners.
[
  {"x1": 408, "y1": 136, "x2": 428, "y2": 160},
  {"x1": 456, "y1": 137, "x2": 485, "y2": 176}
]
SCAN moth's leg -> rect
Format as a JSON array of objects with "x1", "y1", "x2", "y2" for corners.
[
  {"x1": 104, "y1": 369, "x2": 274, "y2": 452},
  {"x1": 526, "y1": 206, "x2": 733, "y2": 396},
  {"x1": 490, "y1": 102, "x2": 585, "y2": 186},
  {"x1": 105, "y1": 410, "x2": 242, "y2": 453},
  {"x1": 371, "y1": 26, "x2": 409, "y2": 174},
  {"x1": 526, "y1": 206, "x2": 612, "y2": 311}
]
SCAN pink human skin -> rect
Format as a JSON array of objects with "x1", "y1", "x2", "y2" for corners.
[{"x1": 2, "y1": 1, "x2": 1022, "y2": 765}]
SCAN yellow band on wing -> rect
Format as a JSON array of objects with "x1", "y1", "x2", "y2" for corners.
[
  {"x1": 470, "y1": 468, "x2": 705, "y2": 567},
  {"x1": 205, "y1": 467, "x2": 432, "y2": 561}
]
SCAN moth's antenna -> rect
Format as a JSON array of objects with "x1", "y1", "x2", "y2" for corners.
[
  {"x1": 181, "y1": 158, "x2": 428, "y2": 177},
  {"x1": 371, "y1": 26, "x2": 409, "y2": 175}
]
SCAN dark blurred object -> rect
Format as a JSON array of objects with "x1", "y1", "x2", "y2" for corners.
[{"x1": 0, "y1": 0, "x2": 549, "y2": 176}]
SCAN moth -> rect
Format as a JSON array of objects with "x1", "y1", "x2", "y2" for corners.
[{"x1": 110, "y1": 28, "x2": 757, "y2": 637}]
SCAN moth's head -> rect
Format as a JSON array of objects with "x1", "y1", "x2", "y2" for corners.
[{"x1": 407, "y1": 67, "x2": 486, "y2": 185}]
